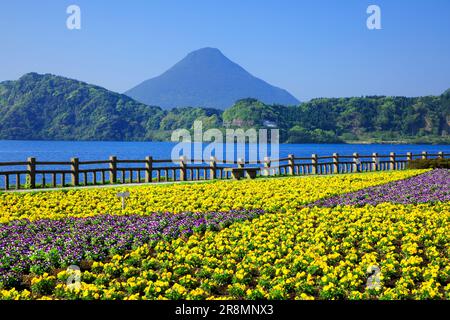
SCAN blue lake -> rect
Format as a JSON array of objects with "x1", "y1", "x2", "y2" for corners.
[{"x1": 0, "y1": 140, "x2": 448, "y2": 162}]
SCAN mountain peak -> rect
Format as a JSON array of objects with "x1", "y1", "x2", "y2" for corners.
[
  {"x1": 125, "y1": 48, "x2": 300, "y2": 110},
  {"x1": 186, "y1": 47, "x2": 225, "y2": 57},
  {"x1": 170, "y1": 47, "x2": 236, "y2": 72}
]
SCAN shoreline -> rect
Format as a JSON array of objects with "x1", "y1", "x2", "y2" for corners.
[{"x1": 0, "y1": 139, "x2": 448, "y2": 145}]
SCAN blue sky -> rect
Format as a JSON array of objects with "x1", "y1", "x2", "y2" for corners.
[{"x1": 1, "y1": 0, "x2": 449, "y2": 100}]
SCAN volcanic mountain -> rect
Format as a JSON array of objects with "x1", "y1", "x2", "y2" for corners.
[{"x1": 125, "y1": 47, "x2": 300, "y2": 110}]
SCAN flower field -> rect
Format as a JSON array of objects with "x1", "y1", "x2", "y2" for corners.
[
  {"x1": 0, "y1": 170, "x2": 424, "y2": 223},
  {"x1": 0, "y1": 210, "x2": 262, "y2": 287},
  {"x1": 0, "y1": 169, "x2": 449, "y2": 300},
  {"x1": 311, "y1": 169, "x2": 450, "y2": 207}
]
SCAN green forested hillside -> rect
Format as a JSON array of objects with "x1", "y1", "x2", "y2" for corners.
[
  {"x1": 224, "y1": 96, "x2": 449, "y2": 144},
  {"x1": 0, "y1": 73, "x2": 164, "y2": 140},
  {"x1": 0, "y1": 73, "x2": 218, "y2": 141},
  {"x1": 0, "y1": 73, "x2": 448, "y2": 144}
]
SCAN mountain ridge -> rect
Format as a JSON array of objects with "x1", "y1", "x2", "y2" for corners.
[{"x1": 0, "y1": 73, "x2": 448, "y2": 144}]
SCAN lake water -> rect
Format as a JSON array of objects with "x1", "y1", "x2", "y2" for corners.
[{"x1": 0, "y1": 140, "x2": 448, "y2": 162}]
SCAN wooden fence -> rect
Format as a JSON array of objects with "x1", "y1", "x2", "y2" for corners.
[{"x1": 0, "y1": 151, "x2": 447, "y2": 191}]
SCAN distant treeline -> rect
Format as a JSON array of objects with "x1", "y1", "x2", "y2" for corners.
[
  {"x1": 223, "y1": 94, "x2": 450, "y2": 144},
  {"x1": 0, "y1": 73, "x2": 448, "y2": 144}
]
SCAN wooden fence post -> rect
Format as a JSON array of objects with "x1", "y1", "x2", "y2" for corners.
[
  {"x1": 288, "y1": 154, "x2": 295, "y2": 175},
  {"x1": 180, "y1": 156, "x2": 187, "y2": 181},
  {"x1": 406, "y1": 152, "x2": 412, "y2": 162},
  {"x1": 389, "y1": 152, "x2": 396, "y2": 170},
  {"x1": 406, "y1": 152, "x2": 412, "y2": 170},
  {"x1": 27, "y1": 157, "x2": 36, "y2": 189},
  {"x1": 70, "y1": 157, "x2": 79, "y2": 186},
  {"x1": 264, "y1": 156, "x2": 271, "y2": 176},
  {"x1": 421, "y1": 151, "x2": 428, "y2": 160},
  {"x1": 332, "y1": 153, "x2": 339, "y2": 174},
  {"x1": 353, "y1": 153, "x2": 360, "y2": 172},
  {"x1": 109, "y1": 156, "x2": 117, "y2": 184},
  {"x1": 145, "y1": 156, "x2": 153, "y2": 183},
  {"x1": 209, "y1": 156, "x2": 217, "y2": 180},
  {"x1": 4, "y1": 175, "x2": 9, "y2": 190},
  {"x1": 438, "y1": 151, "x2": 444, "y2": 159},
  {"x1": 311, "y1": 154, "x2": 318, "y2": 174},
  {"x1": 372, "y1": 153, "x2": 379, "y2": 171}
]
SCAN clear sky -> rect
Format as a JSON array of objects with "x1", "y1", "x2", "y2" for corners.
[{"x1": 1, "y1": 0, "x2": 449, "y2": 101}]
